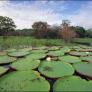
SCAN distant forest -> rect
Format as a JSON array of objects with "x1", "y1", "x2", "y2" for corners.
[{"x1": 0, "y1": 16, "x2": 92, "y2": 41}]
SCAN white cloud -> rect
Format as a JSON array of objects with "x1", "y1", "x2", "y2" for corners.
[
  {"x1": 0, "y1": 1, "x2": 92, "y2": 29},
  {"x1": 0, "y1": 1, "x2": 64, "y2": 29},
  {"x1": 68, "y1": 1, "x2": 92, "y2": 29}
]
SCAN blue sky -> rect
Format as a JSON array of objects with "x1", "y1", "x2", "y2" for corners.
[{"x1": 0, "y1": 0, "x2": 92, "y2": 29}]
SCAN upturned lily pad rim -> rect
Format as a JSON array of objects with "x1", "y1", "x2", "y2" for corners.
[
  {"x1": 0, "y1": 66, "x2": 9, "y2": 76},
  {"x1": 73, "y1": 62, "x2": 92, "y2": 78},
  {"x1": 0, "y1": 55, "x2": 17, "y2": 64},
  {"x1": 8, "y1": 51, "x2": 30, "y2": 57},
  {"x1": 69, "y1": 51, "x2": 88, "y2": 56},
  {"x1": 80, "y1": 56, "x2": 92, "y2": 62}
]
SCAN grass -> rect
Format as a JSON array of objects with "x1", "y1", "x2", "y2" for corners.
[
  {"x1": 0, "y1": 36, "x2": 92, "y2": 50},
  {"x1": 0, "y1": 36, "x2": 77, "y2": 50},
  {"x1": 74, "y1": 38, "x2": 92, "y2": 43}
]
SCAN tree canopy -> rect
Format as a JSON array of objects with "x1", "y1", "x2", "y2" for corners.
[{"x1": 0, "y1": 16, "x2": 16, "y2": 36}]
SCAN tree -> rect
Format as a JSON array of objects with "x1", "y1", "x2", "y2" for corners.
[
  {"x1": 0, "y1": 16, "x2": 16, "y2": 36},
  {"x1": 85, "y1": 29, "x2": 92, "y2": 38},
  {"x1": 32, "y1": 21, "x2": 49, "y2": 38},
  {"x1": 46, "y1": 25, "x2": 59, "y2": 39},
  {"x1": 58, "y1": 20, "x2": 77, "y2": 42},
  {"x1": 71, "y1": 26, "x2": 86, "y2": 38}
]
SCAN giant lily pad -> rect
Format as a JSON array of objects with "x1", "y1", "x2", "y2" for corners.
[
  {"x1": 0, "y1": 56, "x2": 16, "y2": 64},
  {"x1": 19, "y1": 47, "x2": 32, "y2": 52},
  {"x1": 73, "y1": 62, "x2": 92, "y2": 78},
  {"x1": 60, "y1": 47, "x2": 71, "y2": 53},
  {"x1": 59, "y1": 55, "x2": 81, "y2": 64},
  {"x1": 47, "y1": 50, "x2": 64, "y2": 57},
  {"x1": 33, "y1": 46, "x2": 48, "y2": 50},
  {"x1": 27, "y1": 53, "x2": 46, "y2": 60},
  {"x1": 70, "y1": 46, "x2": 81, "y2": 49},
  {"x1": 31, "y1": 49, "x2": 47, "y2": 54},
  {"x1": 80, "y1": 56, "x2": 92, "y2": 62},
  {"x1": 38, "y1": 61, "x2": 74, "y2": 78},
  {"x1": 89, "y1": 52, "x2": 92, "y2": 56},
  {"x1": 0, "y1": 67, "x2": 8, "y2": 76},
  {"x1": 11, "y1": 57, "x2": 40, "y2": 70},
  {"x1": 8, "y1": 51, "x2": 30, "y2": 57},
  {"x1": 69, "y1": 51, "x2": 88, "y2": 56},
  {"x1": 48, "y1": 46, "x2": 60, "y2": 51},
  {"x1": 0, "y1": 71, "x2": 50, "y2": 91},
  {"x1": 4, "y1": 49, "x2": 17, "y2": 53},
  {"x1": 53, "y1": 76, "x2": 92, "y2": 91}
]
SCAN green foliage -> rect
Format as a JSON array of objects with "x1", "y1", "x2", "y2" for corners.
[
  {"x1": 0, "y1": 36, "x2": 77, "y2": 50},
  {"x1": 0, "y1": 16, "x2": 16, "y2": 36},
  {"x1": 71, "y1": 26, "x2": 86, "y2": 38}
]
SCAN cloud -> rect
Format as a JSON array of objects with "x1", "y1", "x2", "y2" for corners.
[
  {"x1": 68, "y1": 1, "x2": 92, "y2": 29},
  {"x1": 0, "y1": 1, "x2": 92, "y2": 29},
  {"x1": 0, "y1": 1, "x2": 65, "y2": 29}
]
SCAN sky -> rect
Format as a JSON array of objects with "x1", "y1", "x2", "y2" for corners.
[{"x1": 0, "y1": 0, "x2": 92, "y2": 29}]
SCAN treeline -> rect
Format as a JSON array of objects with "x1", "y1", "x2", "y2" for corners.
[{"x1": 0, "y1": 16, "x2": 92, "y2": 40}]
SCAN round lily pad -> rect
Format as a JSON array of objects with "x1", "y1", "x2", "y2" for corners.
[
  {"x1": 31, "y1": 49, "x2": 47, "y2": 54},
  {"x1": 69, "y1": 51, "x2": 88, "y2": 56},
  {"x1": 53, "y1": 76, "x2": 92, "y2": 91},
  {"x1": 10, "y1": 57, "x2": 40, "y2": 70},
  {"x1": 19, "y1": 47, "x2": 32, "y2": 52},
  {"x1": 73, "y1": 62, "x2": 92, "y2": 78},
  {"x1": 59, "y1": 56, "x2": 81, "y2": 64},
  {"x1": 0, "y1": 67, "x2": 8, "y2": 76},
  {"x1": 4, "y1": 49, "x2": 17, "y2": 53},
  {"x1": 0, "y1": 71, "x2": 50, "y2": 91},
  {"x1": 0, "y1": 56, "x2": 16, "y2": 64},
  {"x1": 48, "y1": 46, "x2": 60, "y2": 51},
  {"x1": 47, "y1": 50, "x2": 64, "y2": 57},
  {"x1": 70, "y1": 46, "x2": 80, "y2": 49},
  {"x1": 89, "y1": 52, "x2": 92, "y2": 56},
  {"x1": 80, "y1": 56, "x2": 92, "y2": 62},
  {"x1": 75, "y1": 48, "x2": 88, "y2": 52},
  {"x1": 38, "y1": 61, "x2": 74, "y2": 78},
  {"x1": 33, "y1": 46, "x2": 48, "y2": 50},
  {"x1": 60, "y1": 47, "x2": 71, "y2": 53},
  {"x1": 27, "y1": 53, "x2": 46, "y2": 60},
  {"x1": 8, "y1": 51, "x2": 30, "y2": 57}
]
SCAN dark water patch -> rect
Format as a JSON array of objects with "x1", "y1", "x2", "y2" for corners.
[{"x1": 74, "y1": 42, "x2": 92, "y2": 46}]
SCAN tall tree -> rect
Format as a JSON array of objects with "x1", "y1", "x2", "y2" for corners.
[
  {"x1": 0, "y1": 16, "x2": 16, "y2": 36},
  {"x1": 46, "y1": 25, "x2": 59, "y2": 39},
  {"x1": 71, "y1": 26, "x2": 86, "y2": 38},
  {"x1": 58, "y1": 20, "x2": 77, "y2": 42},
  {"x1": 32, "y1": 21, "x2": 49, "y2": 38}
]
